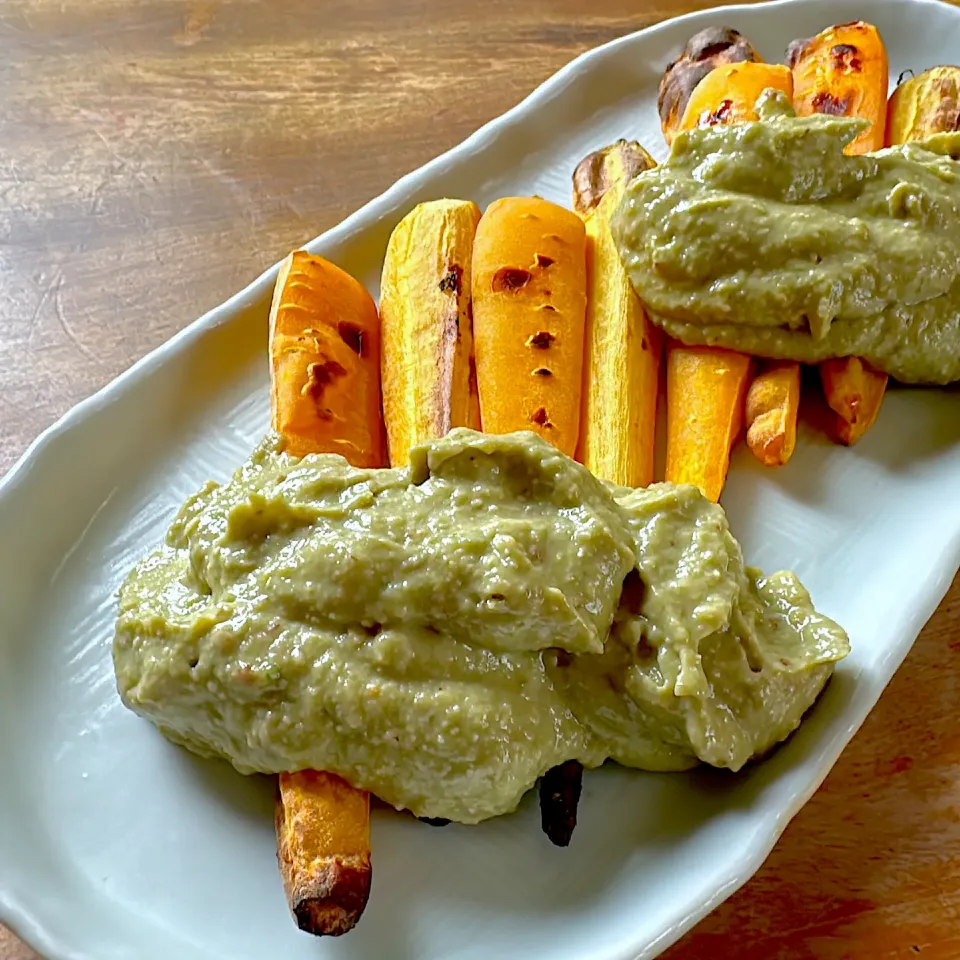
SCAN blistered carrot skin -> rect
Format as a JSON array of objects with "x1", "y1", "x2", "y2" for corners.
[
  {"x1": 572, "y1": 142, "x2": 661, "y2": 488},
  {"x1": 745, "y1": 361, "x2": 802, "y2": 467},
  {"x1": 380, "y1": 199, "x2": 481, "y2": 467},
  {"x1": 472, "y1": 196, "x2": 587, "y2": 457},
  {"x1": 789, "y1": 21, "x2": 889, "y2": 156},
  {"x1": 658, "y1": 26, "x2": 762, "y2": 144},
  {"x1": 789, "y1": 21, "x2": 890, "y2": 443},
  {"x1": 269, "y1": 251, "x2": 385, "y2": 466},
  {"x1": 665, "y1": 345, "x2": 752, "y2": 503},
  {"x1": 677, "y1": 62, "x2": 793, "y2": 135}
]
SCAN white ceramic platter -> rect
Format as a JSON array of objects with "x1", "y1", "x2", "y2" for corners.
[{"x1": 2, "y1": 1, "x2": 959, "y2": 957}]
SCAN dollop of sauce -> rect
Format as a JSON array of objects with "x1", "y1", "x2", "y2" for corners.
[
  {"x1": 613, "y1": 90, "x2": 960, "y2": 385},
  {"x1": 114, "y1": 429, "x2": 848, "y2": 823}
]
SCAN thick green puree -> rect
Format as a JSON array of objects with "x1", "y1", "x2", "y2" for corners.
[
  {"x1": 613, "y1": 90, "x2": 960, "y2": 384},
  {"x1": 114, "y1": 429, "x2": 848, "y2": 823}
]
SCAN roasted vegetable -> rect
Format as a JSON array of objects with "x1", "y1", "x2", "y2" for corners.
[
  {"x1": 573, "y1": 141, "x2": 661, "y2": 488},
  {"x1": 789, "y1": 21, "x2": 889, "y2": 154},
  {"x1": 572, "y1": 138, "x2": 656, "y2": 217},
  {"x1": 269, "y1": 252, "x2": 380, "y2": 936},
  {"x1": 745, "y1": 361, "x2": 801, "y2": 466},
  {"x1": 658, "y1": 26, "x2": 761, "y2": 144},
  {"x1": 888, "y1": 66, "x2": 960, "y2": 148},
  {"x1": 661, "y1": 50, "x2": 798, "y2": 481},
  {"x1": 380, "y1": 199, "x2": 482, "y2": 466},
  {"x1": 472, "y1": 196, "x2": 588, "y2": 457},
  {"x1": 789, "y1": 21, "x2": 890, "y2": 444},
  {"x1": 677, "y1": 62, "x2": 793, "y2": 135},
  {"x1": 269, "y1": 251, "x2": 385, "y2": 466},
  {"x1": 538, "y1": 760, "x2": 584, "y2": 848},
  {"x1": 276, "y1": 771, "x2": 372, "y2": 936},
  {"x1": 819, "y1": 356, "x2": 888, "y2": 447},
  {"x1": 665, "y1": 345, "x2": 752, "y2": 503}
]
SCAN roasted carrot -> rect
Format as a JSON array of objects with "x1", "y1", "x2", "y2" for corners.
[
  {"x1": 276, "y1": 770, "x2": 372, "y2": 936},
  {"x1": 472, "y1": 196, "x2": 587, "y2": 457},
  {"x1": 820, "y1": 356, "x2": 887, "y2": 447},
  {"x1": 678, "y1": 61, "x2": 793, "y2": 133},
  {"x1": 269, "y1": 250, "x2": 381, "y2": 936},
  {"x1": 572, "y1": 140, "x2": 661, "y2": 488},
  {"x1": 666, "y1": 345, "x2": 752, "y2": 503},
  {"x1": 789, "y1": 20, "x2": 889, "y2": 153},
  {"x1": 658, "y1": 26, "x2": 762, "y2": 145},
  {"x1": 659, "y1": 53, "x2": 796, "y2": 485},
  {"x1": 745, "y1": 361, "x2": 801, "y2": 466},
  {"x1": 789, "y1": 21, "x2": 891, "y2": 445},
  {"x1": 572, "y1": 138, "x2": 655, "y2": 218},
  {"x1": 269, "y1": 250, "x2": 384, "y2": 466},
  {"x1": 380, "y1": 199, "x2": 482, "y2": 466},
  {"x1": 887, "y1": 66, "x2": 960, "y2": 145}
]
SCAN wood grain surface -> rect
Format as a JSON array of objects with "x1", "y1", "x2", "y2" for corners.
[{"x1": 1, "y1": 1, "x2": 958, "y2": 957}]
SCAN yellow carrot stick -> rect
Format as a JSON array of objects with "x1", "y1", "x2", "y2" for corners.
[
  {"x1": 573, "y1": 140, "x2": 661, "y2": 488},
  {"x1": 746, "y1": 361, "x2": 802, "y2": 466},
  {"x1": 380, "y1": 199, "x2": 482, "y2": 466}
]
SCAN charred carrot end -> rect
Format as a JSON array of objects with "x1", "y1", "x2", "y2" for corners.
[
  {"x1": 745, "y1": 361, "x2": 802, "y2": 467},
  {"x1": 573, "y1": 147, "x2": 662, "y2": 488},
  {"x1": 658, "y1": 26, "x2": 762, "y2": 144},
  {"x1": 887, "y1": 66, "x2": 960, "y2": 145},
  {"x1": 269, "y1": 251, "x2": 385, "y2": 466},
  {"x1": 276, "y1": 771, "x2": 372, "y2": 936},
  {"x1": 789, "y1": 20, "x2": 889, "y2": 155},
  {"x1": 572, "y1": 139, "x2": 656, "y2": 217},
  {"x1": 678, "y1": 62, "x2": 794, "y2": 136},
  {"x1": 820, "y1": 357, "x2": 888, "y2": 447},
  {"x1": 380, "y1": 199, "x2": 482, "y2": 466},
  {"x1": 666, "y1": 344, "x2": 752, "y2": 503},
  {"x1": 472, "y1": 197, "x2": 587, "y2": 457}
]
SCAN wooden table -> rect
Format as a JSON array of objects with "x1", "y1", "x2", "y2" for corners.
[{"x1": 1, "y1": 1, "x2": 957, "y2": 957}]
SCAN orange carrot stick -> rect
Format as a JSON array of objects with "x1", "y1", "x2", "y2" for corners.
[
  {"x1": 678, "y1": 61, "x2": 793, "y2": 133},
  {"x1": 268, "y1": 250, "x2": 383, "y2": 935},
  {"x1": 666, "y1": 345, "x2": 752, "y2": 503},
  {"x1": 472, "y1": 196, "x2": 587, "y2": 457},
  {"x1": 745, "y1": 361, "x2": 802, "y2": 466},
  {"x1": 270, "y1": 250, "x2": 384, "y2": 465},
  {"x1": 887, "y1": 66, "x2": 960, "y2": 145},
  {"x1": 660, "y1": 53, "x2": 796, "y2": 484},
  {"x1": 789, "y1": 21, "x2": 890, "y2": 444}
]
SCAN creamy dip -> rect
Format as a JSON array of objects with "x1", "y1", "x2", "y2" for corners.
[
  {"x1": 613, "y1": 90, "x2": 960, "y2": 384},
  {"x1": 114, "y1": 429, "x2": 848, "y2": 823}
]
